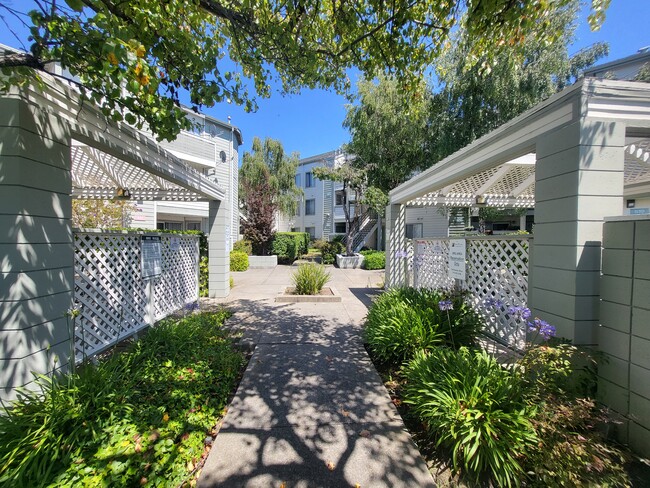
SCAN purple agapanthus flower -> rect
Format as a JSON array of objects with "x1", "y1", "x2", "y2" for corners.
[
  {"x1": 508, "y1": 306, "x2": 531, "y2": 321},
  {"x1": 439, "y1": 299, "x2": 454, "y2": 311},
  {"x1": 529, "y1": 317, "x2": 556, "y2": 339},
  {"x1": 394, "y1": 250, "x2": 409, "y2": 259},
  {"x1": 484, "y1": 297, "x2": 504, "y2": 309}
]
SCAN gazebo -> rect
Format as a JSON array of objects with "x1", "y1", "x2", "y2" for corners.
[
  {"x1": 1, "y1": 73, "x2": 232, "y2": 401},
  {"x1": 385, "y1": 78, "x2": 650, "y2": 454}
]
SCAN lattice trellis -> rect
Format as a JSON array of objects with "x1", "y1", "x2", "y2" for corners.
[
  {"x1": 412, "y1": 236, "x2": 531, "y2": 349},
  {"x1": 74, "y1": 231, "x2": 199, "y2": 362}
]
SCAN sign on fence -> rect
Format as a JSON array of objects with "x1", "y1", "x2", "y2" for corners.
[
  {"x1": 448, "y1": 239, "x2": 466, "y2": 280},
  {"x1": 141, "y1": 235, "x2": 162, "y2": 279}
]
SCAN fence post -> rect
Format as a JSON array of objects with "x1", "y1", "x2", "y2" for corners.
[
  {"x1": 195, "y1": 236, "x2": 200, "y2": 301},
  {"x1": 146, "y1": 279, "x2": 155, "y2": 326}
]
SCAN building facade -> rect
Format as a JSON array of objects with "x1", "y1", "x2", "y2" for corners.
[
  {"x1": 279, "y1": 149, "x2": 449, "y2": 246},
  {"x1": 132, "y1": 111, "x2": 242, "y2": 250}
]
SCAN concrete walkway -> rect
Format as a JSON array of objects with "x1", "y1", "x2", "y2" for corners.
[{"x1": 198, "y1": 266, "x2": 435, "y2": 488}]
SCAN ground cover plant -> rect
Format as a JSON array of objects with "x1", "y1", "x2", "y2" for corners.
[
  {"x1": 291, "y1": 263, "x2": 331, "y2": 295},
  {"x1": 364, "y1": 287, "x2": 482, "y2": 363},
  {"x1": 320, "y1": 240, "x2": 344, "y2": 265},
  {"x1": 364, "y1": 289, "x2": 631, "y2": 486},
  {"x1": 0, "y1": 311, "x2": 245, "y2": 487}
]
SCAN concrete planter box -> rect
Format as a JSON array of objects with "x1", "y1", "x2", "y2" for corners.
[
  {"x1": 275, "y1": 286, "x2": 341, "y2": 303},
  {"x1": 336, "y1": 253, "x2": 364, "y2": 269},
  {"x1": 248, "y1": 255, "x2": 277, "y2": 268}
]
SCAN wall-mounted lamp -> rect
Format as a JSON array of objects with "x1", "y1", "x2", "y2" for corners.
[
  {"x1": 116, "y1": 188, "x2": 131, "y2": 199},
  {"x1": 475, "y1": 195, "x2": 487, "y2": 206},
  {"x1": 627, "y1": 199, "x2": 636, "y2": 209}
]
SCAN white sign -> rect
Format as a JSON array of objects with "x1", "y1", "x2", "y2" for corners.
[
  {"x1": 416, "y1": 240, "x2": 427, "y2": 256},
  {"x1": 141, "y1": 235, "x2": 162, "y2": 279},
  {"x1": 170, "y1": 236, "x2": 181, "y2": 251},
  {"x1": 448, "y1": 239, "x2": 466, "y2": 281}
]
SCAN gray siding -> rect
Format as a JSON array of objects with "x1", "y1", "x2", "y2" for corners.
[{"x1": 405, "y1": 207, "x2": 449, "y2": 237}]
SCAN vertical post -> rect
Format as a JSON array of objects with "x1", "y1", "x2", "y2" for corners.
[
  {"x1": 146, "y1": 280, "x2": 155, "y2": 326},
  {"x1": 530, "y1": 119, "x2": 625, "y2": 344},
  {"x1": 385, "y1": 203, "x2": 406, "y2": 288},
  {"x1": 208, "y1": 199, "x2": 230, "y2": 298},
  {"x1": 195, "y1": 236, "x2": 200, "y2": 301}
]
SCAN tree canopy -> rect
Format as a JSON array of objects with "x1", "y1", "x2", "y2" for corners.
[
  {"x1": 0, "y1": 0, "x2": 610, "y2": 140},
  {"x1": 344, "y1": 74, "x2": 433, "y2": 194}
]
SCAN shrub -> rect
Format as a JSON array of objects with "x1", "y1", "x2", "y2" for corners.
[
  {"x1": 232, "y1": 239, "x2": 253, "y2": 255},
  {"x1": 271, "y1": 232, "x2": 310, "y2": 263},
  {"x1": 0, "y1": 312, "x2": 243, "y2": 487},
  {"x1": 230, "y1": 250, "x2": 249, "y2": 271},
  {"x1": 359, "y1": 249, "x2": 376, "y2": 256},
  {"x1": 404, "y1": 348, "x2": 537, "y2": 487},
  {"x1": 321, "y1": 240, "x2": 344, "y2": 265},
  {"x1": 364, "y1": 287, "x2": 482, "y2": 363},
  {"x1": 519, "y1": 344, "x2": 630, "y2": 486},
  {"x1": 363, "y1": 251, "x2": 385, "y2": 269},
  {"x1": 199, "y1": 255, "x2": 209, "y2": 297},
  {"x1": 311, "y1": 239, "x2": 327, "y2": 250},
  {"x1": 291, "y1": 263, "x2": 331, "y2": 295}
]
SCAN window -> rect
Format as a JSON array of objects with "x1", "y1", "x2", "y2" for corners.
[
  {"x1": 295, "y1": 174, "x2": 301, "y2": 187},
  {"x1": 335, "y1": 222, "x2": 346, "y2": 233},
  {"x1": 157, "y1": 222, "x2": 183, "y2": 231},
  {"x1": 305, "y1": 227, "x2": 316, "y2": 239},
  {"x1": 186, "y1": 222, "x2": 202, "y2": 231},
  {"x1": 305, "y1": 199, "x2": 316, "y2": 215},
  {"x1": 305, "y1": 171, "x2": 314, "y2": 187},
  {"x1": 406, "y1": 223, "x2": 423, "y2": 239},
  {"x1": 335, "y1": 190, "x2": 345, "y2": 206},
  {"x1": 294, "y1": 200, "x2": 301, "y2": 216}
]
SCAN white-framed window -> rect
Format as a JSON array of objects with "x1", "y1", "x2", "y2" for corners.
[
  {"x1": 406, "y1": 223, "x2": 423, "y2": 239},
  {"x1": 335, "y1": 222, "x2": 346, "y2": 233},
  {"x1": 335, "y1": 190, "x2": 345, "y2": 206},
  {"x1": 294, "y1": 201, "x2": 301, "y2": 216},
  {"x1": 295, "y1": 174, "x2": 301, "y2": 187},
  {"x1": 186, "y1": 221, "x2": 202, "y2": 231},
  {"x1": 305, "y1": 226, "x2": 316, "y2": 239},
  {"x1": 305, "y1": 171, "x2": 314, "y2": 188},
  {"x1": 157, "y1": 222, "x2": 183, "y2": 231},
  {"x1": 305, "y1": 199, "x2": 316, "y2": 215}
]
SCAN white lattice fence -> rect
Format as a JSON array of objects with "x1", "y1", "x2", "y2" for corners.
[
  {"x1": 413, "y1": 236, "x2": 531, "y2": 349},
  {"x1": 74, "y1": 231, "x2": 199, "y2": 362}
]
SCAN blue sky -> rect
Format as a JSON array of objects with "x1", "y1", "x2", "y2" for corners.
[{"x1": 1, "y1": 1, "x2": 648, "y2": 161}]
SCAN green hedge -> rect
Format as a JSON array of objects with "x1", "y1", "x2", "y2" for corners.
[
  {"x1": 363, "y1": 251, "x2": 385, "y2": 269},
  {"x1": 229, "y1": 250, "x2": 249, "y2": 271},
  {"x1": 270, "y1": 232, "x2": 310, "y2": 263},
  {"x1": 321, "y1": 241, "x2": 344, "y2": 265},
  {"x1": 232, "y1": 239, "x2": 252, "y2": 255}
]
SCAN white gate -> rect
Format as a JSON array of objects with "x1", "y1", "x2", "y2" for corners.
[
  {"x1": 412, "y1": 236, "x2": 531, "y2": 349},
  {"x1": 73, "y1": 230, "x2": 199, "y2": 362}
]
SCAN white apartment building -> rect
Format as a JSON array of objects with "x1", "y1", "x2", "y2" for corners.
[
  {"x1": 279, "y1": 149, "x2": 449, "y2": 246},
  {"x1": 132, "y1": 110, "x2": 242, "y2": 250}
]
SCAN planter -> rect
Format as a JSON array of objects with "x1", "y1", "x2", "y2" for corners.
[
  {"x1": 248, "y1": 255, "x2": 277, "y2": 268},
  {"x1": 275, "y1": 286, "x2": 341, "y2": 303},
  {"x1": 335, "y1": 253, "x2": 364, "y2": 269}
]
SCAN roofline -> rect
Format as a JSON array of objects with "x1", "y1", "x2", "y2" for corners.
[
  {"x1": 584, "y1": 49, "x2": 650, "y2": 76},
  {"x1": 181, "y1": 106, "x2": 243, "y2": 145},
  {"x1": 299, "y1": 148, "x2": 346, "y2": 165}
]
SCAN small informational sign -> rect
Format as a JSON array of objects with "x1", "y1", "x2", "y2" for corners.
[
  {"x1": 448, "y1": 239, "x2": 466, "y2": 281},
  {"x1": 170, "y1": 236, "x2": 181, "y2": 251},
  {"x1": 141, "y1": 235, "x2": 162, "y2": 279},
  {"x1": 416, "y1": 240, "x2": 427, "y2": 256},
  {"x1": 630, "y1": 208, "x2": 650, "y2": 215}
]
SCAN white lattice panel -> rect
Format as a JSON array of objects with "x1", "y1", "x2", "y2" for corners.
[
  {"x1": 74, "y1": 231, "x2": 199, "y2": 362},
  {"x1": 412, "y1": 237, "x2": 531, "y2": 349}
]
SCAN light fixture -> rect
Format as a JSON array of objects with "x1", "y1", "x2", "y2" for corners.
[
  {"x1": 627, "y1": 199, "x2": 636, "y2": 209},
  {"x1": 115, "y1": 188, "x2": 131, "y2": 199},
  {"x1": 475, "y1": 195, "x2": 487, "y2": 206}
]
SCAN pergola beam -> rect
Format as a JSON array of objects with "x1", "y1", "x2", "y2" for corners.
[{"x1": 511, "y1": 173, "x2": 536, "y2": 197}]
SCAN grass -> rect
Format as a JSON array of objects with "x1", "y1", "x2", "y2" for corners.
[{"x1": 0, "y1": 311, "x2": 246, "y2": 487}]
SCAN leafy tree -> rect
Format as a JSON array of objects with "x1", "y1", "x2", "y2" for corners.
[
  {"x1": 0, "y1": 0, "x2": 610, "y2": 140},
  {"x1": 312, "y1": 164, "x2": 365, "y2": 256},
  {"x1": 72, "y1": 199, "x2": 134, "y2": 228},
  {"x1": 239, "y1": 136, "x2": 300, "y2": 254},
  {"x1": 429, "y1": 0, "x2": 609, "y2": 162},
  {"x1": 634, "y1": 63, "x2": 650, "y2": 82},
  {"x1": 344, "y1": 74, "x2": 433, "y2": 194}
]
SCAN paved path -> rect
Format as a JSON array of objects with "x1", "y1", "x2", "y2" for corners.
[{"x1": 198, "y1": 266, "x2": 435, "y2": 488}]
